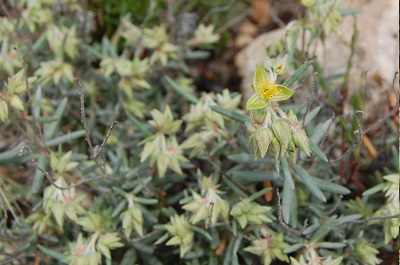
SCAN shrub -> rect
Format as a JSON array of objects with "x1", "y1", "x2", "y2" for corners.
[{"x1": 0, "y1": 0, "x2": 398, "y2": 264}]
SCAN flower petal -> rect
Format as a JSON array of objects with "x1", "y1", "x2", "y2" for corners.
[
  {"x1": 253, "y1": 65, "x2": 269, "y2": 92},
  {"x1": 246, "y1": 93, "x2": 270, "y2": 110},
  {"x1": 270, "y1": 85, "x2": 295, "y2": 102}
]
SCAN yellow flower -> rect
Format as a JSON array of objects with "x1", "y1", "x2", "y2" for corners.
[{"x1": 246, "y1": 66, "x2": 294, "y2": 110}]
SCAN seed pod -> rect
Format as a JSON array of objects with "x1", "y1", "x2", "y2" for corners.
[
  {"x1": 287, "y1": 140, "x2": 297, "y2": 163},
  {"x1": 256, "y1": 128, "x2": 273, "y2": 158},
  {"x1": 248, "y1": 133, "x2": 261, "y2": 159},
  {"x1": 293, "y1": 129, "x2": 311, "y2": 156},
  {"x1": 288, "y1": 109, "x2": 298, "y2": 124},
  {"x1": 272, "y1": 119, "x2": 291, "y2": 148},
  {"x1": 270, "y1": 136, "x2": 280, "y2": 160}
]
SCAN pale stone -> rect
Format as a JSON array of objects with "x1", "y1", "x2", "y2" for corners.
[{"x1": 236, "y1": 0, "x2": 398, "y2": 118}]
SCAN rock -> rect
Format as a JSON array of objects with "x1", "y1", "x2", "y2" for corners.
[
  {"x1": 251, "y1": 0, "x2": 272, "y2": 26},
  {"x1": 236, "y1": 0, "x2": 398, "y2": 120},
  {"x1": 235, "y1": 28, "x2": 286, "y2": 101},
  {"x1": 234, "y1": 21, "x2": 258, "y2": 48}
]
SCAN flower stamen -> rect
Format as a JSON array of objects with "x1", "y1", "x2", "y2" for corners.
[{"x1": 259, "y1": 80, "x2": 280, "y2": 100}]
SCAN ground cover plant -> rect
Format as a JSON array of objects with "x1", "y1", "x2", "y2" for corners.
[{"x1": 0, "y1": 0, "x2": 398, "y2": 264}]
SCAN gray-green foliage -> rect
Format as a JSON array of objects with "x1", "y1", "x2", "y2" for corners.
[{"x1": 0, "y1": 0, "x2": 397, "y2": 265}]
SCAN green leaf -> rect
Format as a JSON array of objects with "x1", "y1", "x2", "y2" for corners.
[
  {"x1": 57, "y1": 151, "x2": 72, "y2": 172},
  {"x1": 0, "y1": 142, "x2": 27, "y2": 165},
  {"x1": 294, "y1": 165, "x2": 326, "y2": 202},
  {"x1": 185, "y1": 50, "x2": 211, "y2": 59},
  {"x1": 222, "y1": 175, "x2": 247, "y2": 197},
  {"x1": 191, "y1": 226, "x2": 213, "y2": 241},
  {"x1": 33, "y1": 85, "x2": 42, "y2": 117},
  {"x1": 38, "y1": 244, "x2": 67, "y2": 261},
  {"x1": 30, "y1": 155, "x2": 46, "y2": 194},
  {"x1": 133, "y1": 197, "x2": 158, "y2": 205},
  {"x1": 282, "y1": 178, "x2": 296, "y2": 224},
  {"x1": 312, "y1": 177, "x2": 350, "y2": 195},
  {"x1": 362, "y1": 183, "x2": 385, "y2": 196},
  {"x1": 281, "y1": 158, "x2": 295, "y2": 189},
  {"x1": 111, "y1": 200, "x2": 127, "y2": 218},
  {"x1": 310, "y1": 217, "x2": 339, "y2": 243},
  {"x1": 232, "y1": 235, "x2": 242, "y2": 254},
  {"x1": 337, "y1": 214, "x2": 362, "y2": 225},
  {"x1": 246, "y1": 93, "x2": 270, "y2": 110},
  {"x1": 284, "y1": 243, "x2": 303, "y2": 254},
  {"x1": 227, "y1": 154, "x2": 273, "y2": 163},
  {"x1": 162, "y1": 75, "x2": 198, "y2": 104},
  {"x1": 210, "y1": 105, "x2": 248, "y2": 124},
  {"x1": 223, "y1": 239, "x2": 235, "y2": 265},
  {"x1": 127, "y1": 112, "x2": 152, "y2": 137},
  {"x1": 248, "y1": 187, "x2": 273, "y2": 202},
  {"x1": 120, "y1": 249, "x2": 137, "y2": 265},
  {"x1": 318, "y1": 242, "x2": 346, "y2": 249},
  {"x1": 44, "y1": 97, "x2": 68, "y2": 140},
  {"x1": 282, "y1": 60, "x2": 314, "y2": 88},
  {"x1": 231, "y1": 171, "x2": 278, "y2": 183},
  {"x1": 154, "y1": 232, "x2": 170, "y2": 245},
  {"x1": 304, "y1": 106, "x2": 321, "y2": 126},
  {"x1": 45, "y1": 130, "x2": 86, "y2": 147},
  {"x1": 133, "y1": 242, "x2": 154, "y2": 254},
  {"x1": 309, "y1": 142, "x2": 328, "y2": 162},
  {"x1": 97, "y1": 242, "x2": 111, "y2": 259},
  {"x1": 310, "y1": 118, "x2": 331, "y2": 145},
  {"x1": 82, "y1": 43, "x2": 103, "y2": 59}
]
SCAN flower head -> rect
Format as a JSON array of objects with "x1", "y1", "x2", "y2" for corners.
[{"x1": 246, "y1": 66, "x2": 294, "y2": 110}]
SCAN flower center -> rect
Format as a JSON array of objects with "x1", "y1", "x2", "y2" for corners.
[{"x1": 259, "y1": 80, "x2": 280, "y2": 100}]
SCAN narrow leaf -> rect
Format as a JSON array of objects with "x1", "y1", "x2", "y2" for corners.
[
  {"x1": 282, "y1": 178, "x2": 296, "y2": 224},
  {"x1": 44, "y1": 98, "x2": 68, "y2": 140},
  {"x1": 337, "y1": 214, "x2": 362, "y2": 225},
  {"x1": 38, "y1": 244, "x2": 67, "y2": 261},
  {"x1": 210, "y1": 105, "x2": 249, "y2": 124},
  {"x1": 281, "y1": 158, "x2": 295, "y2": 189},
  {"x1": 154, "y1": 232, "x2": 170, "y2": 245},
  {"x1": 127, "y1": 112, "x2": 152, "y2": 137},
  {"x1": 248, "y1": 187, "x2": 273, "y2": 202},
  {"x1": 231, "y1": 171, "x2": 278, "y2": 182},
  {"x1": 318, "y1": 242, "x2": 346, "y2": 249},
  {"x1": 310, "y1": 217, "x2": 339, "y2": 243},
  {"x1": 312, "y1": 177, "x2": 350, "y2": 195},
  {"x1": 162, "y1": 75, "x2": 198, "y2": 104},
  {"x1": 284, "y1": 243, "x2": 303, "y2": 254},
  {"x1": 227, "y1": 154, "x2": 272, "y2": 163},
  {"x1": 304, "y1": 106, "x2": 321, "y2": 126},
  {"x1": 0, "y1": 142, "x2": 26, "y2": 165},
  {"x1": 191, "y1": 226, "x2": 213, "y2": 241},
  {"x1": 362, "y1": 183, "x2": 385, "y2": 196},
  {"x1": 310, "y1": 118, "x2": 331, "y2": 145},
  {"x1": 294, "y1": 165, "x2": 326, "y2": 202},
  {"x1": 309, "y1": 142, "x2": 328, "y2": 162},
  {"x1": 45, "y1": 130, "x2": 86, "y2": 147},
  {"x1": 133, "y1": 197, "x2": 158, "y2": 205},
  {"x1": 222, "y1": 175, "x2": 246, "y2": 197},
  {"x1": 282, "y1": 60, "x2": 314, "y2": 88}
]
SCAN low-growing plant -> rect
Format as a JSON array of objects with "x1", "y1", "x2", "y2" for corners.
[{"x1": 0, "y1": 0, "x2": 398, "y2": 265}]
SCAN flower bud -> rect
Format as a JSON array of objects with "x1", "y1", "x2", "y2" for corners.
[
  {"x1": 256, "y1": 128, "x2": 273, "y2": 158},
  {"x1": 272, "y1": 119, "x2": 291, "y2": 149},
  {"x1": 270, "y1": 137, "x2": 280, "y2": 159},
  {"x1": 293, "y1": 129, "x2": 311, "y2": 156},
  {"x1": 287, "y1": 140, "x2": 297, "y2": 163},
  {"x1": 288, "y1": 109, "x2": 298, "y2": 124}
]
